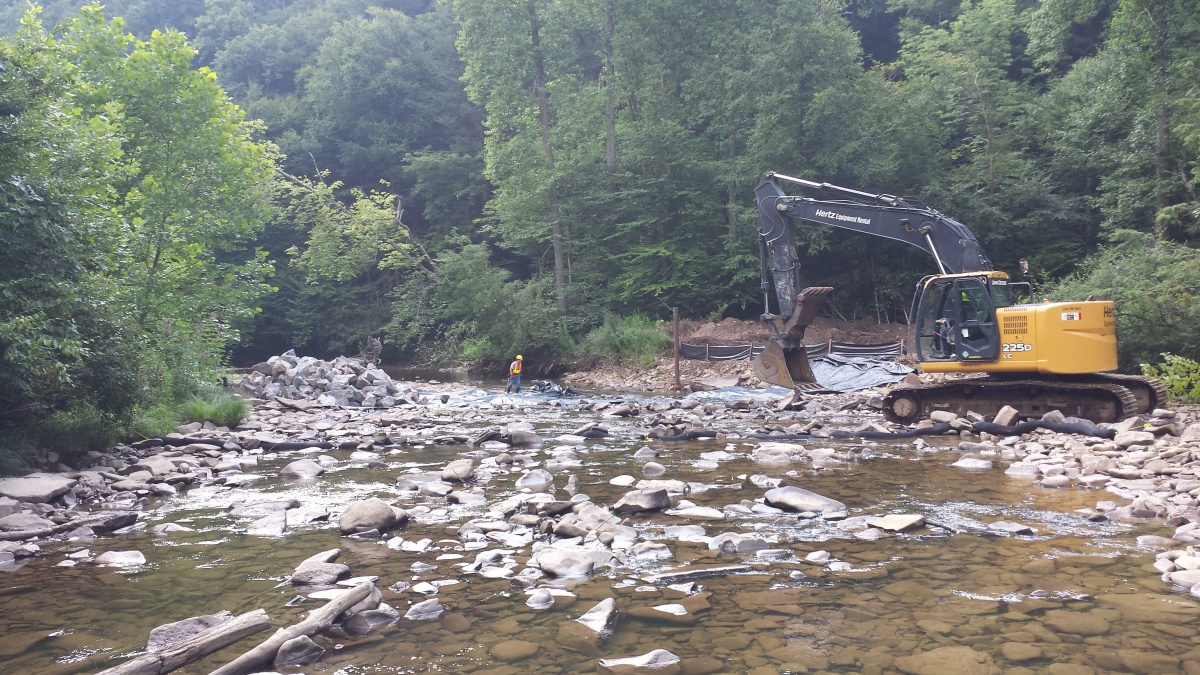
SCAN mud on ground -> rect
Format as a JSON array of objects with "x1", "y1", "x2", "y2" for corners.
[{"x1": 562, "y1": 317, "x2": 908, "y2": 393}]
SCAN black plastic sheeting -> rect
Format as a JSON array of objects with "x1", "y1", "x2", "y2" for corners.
[
  {"x1": 808, "y1": 354, "x2": 913, "y2": 393},
  {"x1": 679, "y1": 341, "x2": 903, "y2": 361}
]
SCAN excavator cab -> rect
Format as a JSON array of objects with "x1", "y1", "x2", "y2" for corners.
[{"x1": 914, "y1": 274, "x2": 1001, "y2": 363}]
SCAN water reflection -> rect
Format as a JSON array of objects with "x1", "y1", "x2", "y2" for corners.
[{"x1": 1, "y1": 385, "x2": 1195, "y2": 674}]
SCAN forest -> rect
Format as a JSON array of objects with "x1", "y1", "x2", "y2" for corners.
[{"x1": 1, "y1": 0, "x2": 1199, "y2": 461}]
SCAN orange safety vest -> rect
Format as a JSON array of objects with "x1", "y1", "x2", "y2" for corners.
[{"x1": 510, "y1": 360, "x2": 522, "y2": 375}]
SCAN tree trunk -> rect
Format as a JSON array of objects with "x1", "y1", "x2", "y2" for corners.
[
  {"x1": 95, "y1": 610, "x2": 271, "y2": 675},
  {"x1": 604, "y1": 0, "x2": 616, "y2": 168},
  {"x1": 528, "y1": 0, "x2": 569, "y2": 312}
]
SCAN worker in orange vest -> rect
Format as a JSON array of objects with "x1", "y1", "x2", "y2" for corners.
[{"x1": 505, "y1": 355, "x2": 523, "y2": 393}]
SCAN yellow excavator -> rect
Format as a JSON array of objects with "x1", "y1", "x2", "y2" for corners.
[{"x1": 752, "y1": 172, "x2": 1165, "y2": 424}]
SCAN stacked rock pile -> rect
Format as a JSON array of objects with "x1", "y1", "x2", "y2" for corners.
[{"x1": 233, "y1": 350, "x2": 421, "y2": 408}]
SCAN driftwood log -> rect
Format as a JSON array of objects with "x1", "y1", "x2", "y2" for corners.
[
  {"x1": 208, "y1": 582, "x2": 374, "y2": 675},
  {"x1": 94, "y1": 609, "x2": 271, "y2": 675}
]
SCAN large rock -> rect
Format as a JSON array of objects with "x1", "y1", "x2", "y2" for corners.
[
  {"x1": 292, "y1": 549, "x2": 350, "y2": 586},
  {"x1": 339, "y1": 498, "x2": 404, "y2": 534},
  {"x1": 613, "y1": 489, "x2": 670, "y2": 514},
  {"x1": 147, "y1": 613, "x2": 230, "y2": 652},
  {"x1": 96, "y1": 551, "x2": 146, "y2": 567},
  {"x1": 893, "y1": 646, "x2": 997, "y2": 675},
  {"x1": 535, "y1": 548, "x2": 597, "y2": 577},
  {"x1": 866, "y1": 514, "x2": 926, "y2": 532},
  {"x1": 131, "y1": 456, "x2": 177, "y2": 477},
  {"x1": 273, "y1": 635, "x2": 324, "y2": 667},
  {"x1": 598, "y1": 649, "x2": 682, "y2": 674},
  {"x1": 441, "y1": 459, "x2": 475, "y2": 483},
  {"x1": 279, "y1": 459, "x2": 324, "y2": 479},
  {"x1": 0, "y1": 513, "x2": 54, "y2": 531},
  {"x1": 0, "y1": 473, "x2": 77, "y2": 503},
  {"x1": 763, "y1": 486, "x2": 846, "y2": 513},
  {"x1": 1115, "y1": 430, "x2": 1156, "y2": 448},
  {"x1": 1043, "y1": 609, "x2": 1110, "y2": 636}
]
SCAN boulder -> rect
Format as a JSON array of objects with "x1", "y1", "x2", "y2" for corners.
[
  {"x1": 893, "y1": 646, "x2": 996, "y2": 675},
  {"x1": 96, "y1": 551, "x2": 146, "y2": 567},
  {"x1": 613, "y1": 489, "x2": 670, "y2": 514},
  {"x1": 292, "y1": 549, "x2": 350, "y2": 586},
  {"x1": 273, "y1": 635, "x2": 324, "y2": 667},
  {"x1": 490, "y1": 640, "x2": 540, "y2": 662},
  {"x1": 279, "y1": 459, "x2": 324, "y2": 479},
  {"x1": 147, "y1": 613, "x2": 230, "y2": 652},
  {"x1": 598, "y1": 649, "x2": 682, "y2": 674},
  {"x1": 441, "y1": 459, "x2": 475, "y2": 483},
  {"x1": 0, "y1": 473, "x2": 77, "y2": 503},
  {"x1": 865, "y1": 514, "x2": 926, "y2": 532},
  {"x1": 0, "y1": 513, "x2": 54, "y2": 531},
  {"x1": 339, "y1": 498, "x2": 404, "y2": 534},
  {"x1": 763, "y1": 486, "x2": 846, "y2": 513},
  {"x1": 535, "y1": 548, "x2": 597, "y2": 578}
]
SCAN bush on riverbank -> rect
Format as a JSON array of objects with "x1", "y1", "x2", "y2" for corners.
[{"x1": 578, "y1": 314, "x2": 671, "y2": 368}]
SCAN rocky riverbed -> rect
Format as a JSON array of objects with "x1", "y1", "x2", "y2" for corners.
[{"x1": 3, "y1": 352, "x2": 1200, "y2": 674}]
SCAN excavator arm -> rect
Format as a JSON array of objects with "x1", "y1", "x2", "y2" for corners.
[{"x1": 752, "y1": 171, "x2": 992, "y2": 389}]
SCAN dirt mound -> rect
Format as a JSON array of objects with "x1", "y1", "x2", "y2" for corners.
[{"x1": 678, "y1": 317, "x2": 906, "y2": 347}]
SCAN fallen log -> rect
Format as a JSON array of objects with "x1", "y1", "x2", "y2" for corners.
[
  {"x1": 208, "y1": 582, "x2": 374, "y2": 675},
  {"x1": 95, "y1": 609, "x2": 271, "y2": 675}
]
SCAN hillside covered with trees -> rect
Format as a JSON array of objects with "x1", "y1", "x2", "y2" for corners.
[{"x1": 2, "y1": 0, "x2": 1199, "y2": 462}]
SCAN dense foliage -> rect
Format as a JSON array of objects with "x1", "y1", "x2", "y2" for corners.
[{"x1": 2, "y1": 0, "x2": 1199, "y2": 466}]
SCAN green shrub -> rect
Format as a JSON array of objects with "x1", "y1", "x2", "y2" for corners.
[
  {"x1": 1142, "y1": 354, "x2": 1200, "y2": 403},
  {"x1": 132, "y1": 404, "x2": 181, "y2": 439},
  {"x1": 177, "y1": 387, "x2": 250, "y2": 428},
  {"x1": 579, "y1": 314, "x2": 671, "y2": 364},
  {"x1": 32, "y1": 402, "x2": 123, "y2": 462},
  {"x1": 1047, "y1": 231, "x2": 1200, "y2": 370}
]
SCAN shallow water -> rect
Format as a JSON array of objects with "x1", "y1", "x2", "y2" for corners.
[{"x1": 2, "y1": 387, "x2": 1196, "y2": 674}]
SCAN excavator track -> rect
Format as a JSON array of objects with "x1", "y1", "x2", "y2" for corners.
[
  {"x1": 1073, "y1": 373, "x2": 1167, "y2": 414},
  {"x1": 882, "y1": 377, "x2": 1139, "y2": 425}
]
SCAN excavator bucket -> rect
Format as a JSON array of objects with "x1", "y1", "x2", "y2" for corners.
[
  {"x1": 751, "y1": 286, "x2": 833, "y2": 390},
  {"x1": 752, "y1": 341, "x2": 817, "y2": 389}
]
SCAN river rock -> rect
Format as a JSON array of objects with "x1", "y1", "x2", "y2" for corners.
[
  {"x1": 96, "y1": 550, "x2": 146, "y2": 567},
  {"x1": 1115, "y1": 430, "x2": 1156, "y2": 448},
  {"x1": 279, "y1": 459, "x2": 324, "y2": 479},
  {"x1": 246, "y1": 512, "x2": 287, "y2": 536},
  {"x1": 441, "y1": 459, "x2": 475, "y2": 482},
  {"x1": 147, "y1": 612, "x2": 230, "y2": 651},
  {"x1": 132, "y1": 455, "x2": 178, "y2": 477},
  {"x1": 508, "y1": 430, "x2": 543, "y2": 447},
  {"x1": 557, "y1": 598, "x2": 616, "y2": 656},
  {"x1": 230, "y1": 499, "x2": 300, "y2": 517},
  {"x1": 404, "y1": 598, "x2": 444, "y2": 620},
  {"x1": 709, "y1": 532, "x2": 769, "y2": 553},
  {"x1": 1043, "y1": 609, "x2": 1110, "y2": 635},
  {"x1": 292, "y1": 549, "x2": 350, "y2": 586},
  {"x1": 893, "y1": 645, "x2": 996, "y2": 675},
  {"x1": 0, "y1": 474, "x2": 77, "y2": 503},
  {"x1": 491, "y1": 639, "x2": 540, "y2": 662},
  {"x1": 0, "y1": 497, "x2": 17, "y2": 518},
  {"x1": 516, "y1": 469, "x2": 554, "y2": 489},
  {"x1": 598, "y1": 649, "x2": 681, "y2": 674},
  {"x1": 763, "y1": 486, "x2": 846, "y2": 513},
  {"x1": 0, "y1": 513, "x2": 54, "y2": 531},
  {"x1": 343, "y1": 607, "x2": 399, "y2": 635},
  {"x1": 534, "y1": 548, "x2": 596, "y2": 577},
  {"x1": 613, "y1": 489, "x2": 670, "y2": 514},
  {"x1": 865, "y1": 514, "x2": 925, "y2": 532},
  {"x1": 642, "y1": 462, "x2": 666, "y2": 476},
  {"x1": 1097, "y1": 592, "x2": 1200, "y2": 623},
  {"x1": 339, "y1": 498, "x2": 403, "y2": 534},
  {"x1": 951, "y1": 457, "x2": 993, "y2": 470},
  {"x1": 273, "y1": 635, "x2": 324, "y2": 667}
]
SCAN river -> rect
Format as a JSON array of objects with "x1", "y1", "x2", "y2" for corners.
[{"x1": 0, "y1": 381, "x2": 1195, "y2": 674}]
